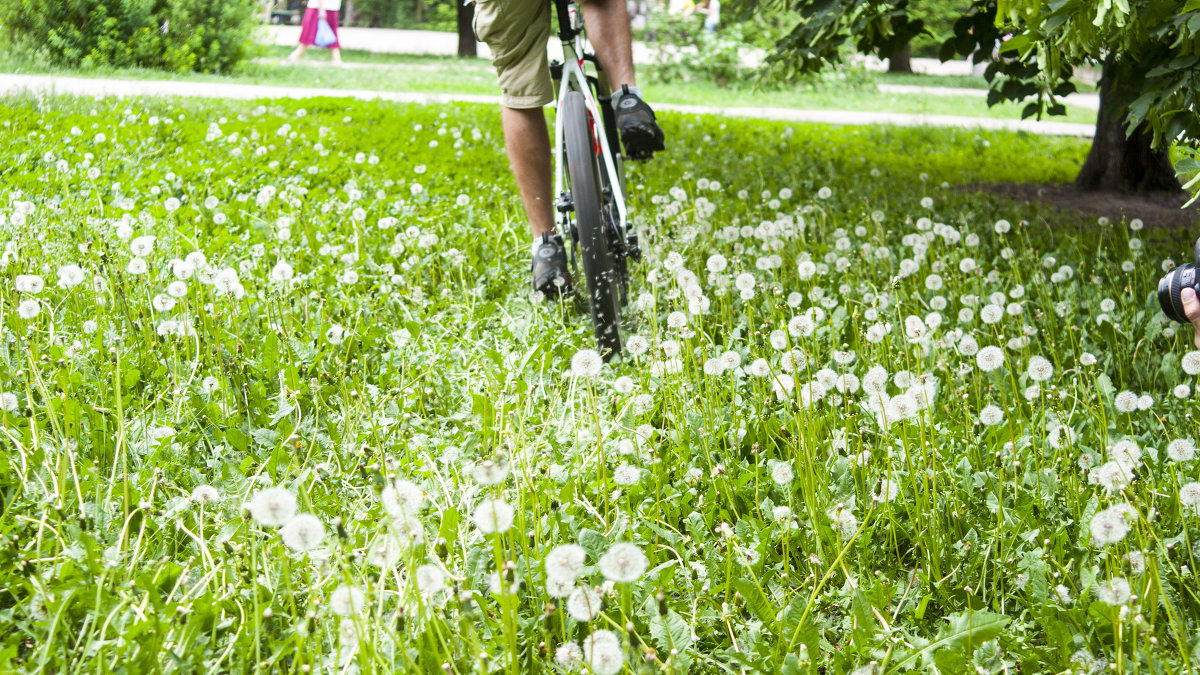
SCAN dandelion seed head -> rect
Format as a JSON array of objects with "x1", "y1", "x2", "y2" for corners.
[
  {"x1": 246, "y1": 487, "x2": 297, "y2": 527},
  {"x1": 598, "y1": 542, "x2": 647, "y2": 583},
  {"x1": 280, "y1": 513, "x2": 326, "y2": 552},
  {"x1": 473, "y1": 498, "x2": 515, "y2": 534}
]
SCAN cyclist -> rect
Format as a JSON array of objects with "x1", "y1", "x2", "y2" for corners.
[{"x1": 473, "y1": 0, "x2": 666, "y2": 298}]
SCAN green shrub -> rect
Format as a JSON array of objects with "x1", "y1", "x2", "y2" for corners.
[{"x1": 0, "y1": 0, "x2": 259, "y2": 73}]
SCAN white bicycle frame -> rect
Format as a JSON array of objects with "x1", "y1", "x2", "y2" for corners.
[{"x1": 552, "y1": 3, "x2": 628, "y2": 237}]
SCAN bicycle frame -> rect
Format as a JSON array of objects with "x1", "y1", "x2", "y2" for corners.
[{"x1": 551, "y1": 0, "x2": 628, "y2": 238}]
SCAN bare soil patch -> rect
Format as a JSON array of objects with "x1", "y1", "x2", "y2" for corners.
[{"x1": 967, "y1": 182, "x2": 1199, "y2": 230}]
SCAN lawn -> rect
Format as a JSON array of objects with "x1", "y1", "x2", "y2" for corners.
[{"x1": 0, "y1": 94, "x2": 1197, "y2": 674}]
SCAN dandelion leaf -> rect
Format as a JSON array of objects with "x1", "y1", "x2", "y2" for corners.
[
  {"x1": 649, "y1": 609, "x2": 694, "y2": 669},
  {"x1": 1017, "y1": 551, "x2": 1048, "y2": 606},
  {"x1": 779, "y1": 592, "x2": 820, "y2": 656},
  {"x1": 734, "y1": 578, "x2": 777, "y2": 630},
  {"x1": 893, "y1": 609, "x2": 1009, "y2": 670},
  {"x1": 225, "y1": 426, "x2": 249, "y2": 453},
  {"x1": 578, "y1": 528, "x2": 608, "y2": 560}
]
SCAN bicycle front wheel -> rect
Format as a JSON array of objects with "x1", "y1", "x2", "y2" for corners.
[{"x1": 562, "y1": 90, "x2": 622, "y2": 359}]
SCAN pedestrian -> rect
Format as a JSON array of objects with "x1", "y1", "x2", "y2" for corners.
[
  {"x1": 697, "y1": 0, "x2": 719, "y2": 31},
  {"x1": 288, "y1": 0, "x2": 343, "y2": 65}
]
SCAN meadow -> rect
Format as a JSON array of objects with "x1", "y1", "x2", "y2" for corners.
[{"x1": 0, "y1": 94, "x2": 1198, "y2": 674}]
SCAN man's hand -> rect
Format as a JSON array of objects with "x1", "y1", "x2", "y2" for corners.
[{"x1": 1184, "y1": 286, "x2": 1200, "y2": 349}]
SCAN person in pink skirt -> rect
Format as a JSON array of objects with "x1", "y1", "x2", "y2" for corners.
[{"x1": 288, "y1": 0, "x2": 343, "y2": 65}]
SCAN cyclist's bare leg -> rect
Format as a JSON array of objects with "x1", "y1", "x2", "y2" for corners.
[
  {"x1": 580, "y1": 0, "x2": 664, "y2": 158},
  {"x1": 501, "y1": 106, "x2": 555, "y2": 238},
  {"x1": 579, "y1": 0, "x2": 636, "y2": 89}
]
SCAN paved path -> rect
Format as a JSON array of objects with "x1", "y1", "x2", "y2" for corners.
[
  {"x1": 0, "y1": 73, "x2": 1095, "y2": 137},
  {"x1": 876, "y1": 83, "x2": 1100, "y2": 111}
]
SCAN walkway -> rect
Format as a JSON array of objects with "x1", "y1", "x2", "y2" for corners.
[{"x1": 0, "y1": 73, "x2": 1095, "y2": 137}]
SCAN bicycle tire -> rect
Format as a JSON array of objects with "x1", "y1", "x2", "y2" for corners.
[{"x1": 562, "y1": 90, "x2": 623, "y2": 359}]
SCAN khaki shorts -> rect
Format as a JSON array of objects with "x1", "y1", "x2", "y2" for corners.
[{"x1": 473, "y1": 0, "x2": 554, "y2": 109}]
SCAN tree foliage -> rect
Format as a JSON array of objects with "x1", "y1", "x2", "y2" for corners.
[
  {"x1": 738, "y1": 0, "x2": 1200, "y2": 149},
  {"x1": 0, "y1": 0, "x2": 259, "y2": 73}
]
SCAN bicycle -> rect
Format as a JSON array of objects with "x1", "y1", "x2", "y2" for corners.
[{"x1": 549, "y1": 0, "x2": 642, "y2": 361}]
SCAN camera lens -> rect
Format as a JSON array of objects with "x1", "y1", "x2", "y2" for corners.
[{"x1": 1159, "y1": 263, "x2": 1198, "y2": 323}]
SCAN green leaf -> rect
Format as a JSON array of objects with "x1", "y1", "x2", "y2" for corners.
[
  {"x1": 1018, "y1": 551, "x2": 1049, "y2": 606},
  {"x1": 225, "y1": 426, "x2": 249, "y2": 452},
  {"x1": 578, "y1": 528, "x2": 608, "y2": 560},
  {"x1": 1174, "y1": 157, "x2": 1200, "y2": 174},
  {"x1": 649, "y1": 610, "x2": 694, "y2": 670},
  {"x1": 734, "y1": 578, "x2": 777, "y2": 630},
  {"x1": 894, "y1": 610, "x2": 1010, "y2": 670}
]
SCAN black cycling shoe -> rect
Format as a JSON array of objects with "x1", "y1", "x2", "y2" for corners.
[
  {"x1": 613, "y1": 85, "x2": 665, "y2": 161},
  {"x1": 531, "y1": 232, "x2": 573, "y2": 299}
]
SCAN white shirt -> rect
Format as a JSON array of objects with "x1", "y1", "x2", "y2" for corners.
[{"x1": 307, "y1": 0, "x2": 341, "y2": 11}]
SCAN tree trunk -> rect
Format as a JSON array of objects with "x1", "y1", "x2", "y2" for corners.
[
  {"x1": 888, "y1": 44, "x2": 912, "y2": 73},
  {"x1": 1075, "y1": 56, "x2": 1180, "y2": 193},
  {"x1": 457, "y1": 2, "x2": 477, "y2": 58}
]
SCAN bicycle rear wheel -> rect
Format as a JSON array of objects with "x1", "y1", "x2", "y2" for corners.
[{"x1": 562, "y1": 90, "x2": 622, "y2": 359}]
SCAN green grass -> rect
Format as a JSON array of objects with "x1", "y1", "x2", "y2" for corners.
[
  {"x1": 0, "y1": 45, "x2": 1098, "y2": 124},
  {"x1": 1, "y1": 93, "x2": 1198, "y2": 674}
]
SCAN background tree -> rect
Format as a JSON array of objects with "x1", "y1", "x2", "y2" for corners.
[
  {"x1": 457, "y1": 1, "x2": 476, "y2": 58},
  {"x1": 735, "y1": 0, "x2": 1200, "y2": 194}
]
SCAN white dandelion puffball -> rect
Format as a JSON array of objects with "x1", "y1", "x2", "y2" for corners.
[
  {"x1": 613, "y1": 464, "x2": 641, "y2": 486},
  {"x1": 17, "y1": 300, "x2": 40, "y2": 320},
  {"x1": 281, "y1": 513, "x2": 326, "y2": 552},
  {"x1": 0, "y1": 392, "x2": 19, "y2": 412},
  {"x1": 1089, "y1": 505, "x2": 1131, "y2": 546},
  {"x1": 1113, "y1": 391, "x2": 1138, "y2": 414},
  {"x1": 599, "y1": 542, "x2": 648, "y2": 583},
  {"x1": 770, "y1": 460, "x2": 794, "y2": 485},
  {"x1": 582, "y1": 629, "x2": 625, "y2": 675},
  {"x1": 979, "y1": 405, "x2": 1004, "y2": 427},
  {"x1": 828, "y1": 505, "x2": 858, "y2": 539},
  {"x1": 471, "y1": 459, "x2": 510, "y2": 486},
  {"x1": 415, "y1": 564, "x2": 446, "y2": 594},
  {"x1": 381, "y1": 479, "x2": 425, "y2": 517},
  {"x1": 1183, "y1": 351, "x2": 1200, "y2": 376},
  {"x1": 976, "y1": 346, "x2": 1004, "y2": 372},
  {"x1": 1027, "y1": 356, "x2": 1054, "y2": 382},
  {"x1": 247, "y1": 487, "x2": 297, "y2": 527},
  {"x1": 571, "y1": 349, "x2": 604, "y2": 378},
  {"x1": 15, "y1": 274, "x2": 45, "y2": 293},
  {"x1": 556, "y1": 642, "x2": 583, "y2": 670},
  {"x1": 546, "y1": 576, "x2": 575, "y2": 598},
  {"x1": 1095, "y1": 577, "x2": 1131, "y2": 606},
  {"x1": 366, "y1": 531, "x2": 408, "y2": 568},
  {"x1": 270, "y1": 260, "x2": 294, "y2": 282},
  {"x1": 56, "y1": 265, "x2": 85, "y2": 288},
  {"x1": 567, "y1": 585, "x2": 603, "y2": 621},
  {"x1": 613, "y1": 376, "x2": 635, "y2": 394},
  {"x1": 473, "y1": 498, "x2": 515, "y2": 534},
  {"x1": 191, "y1": 485, "x2": 220, "y2": 504},
  {"x1": 1166, "y1": 439, "x2": 1195, "y2": 463},
  {"x1": 545, "y1": 544, "x2": 587, "y2": 583},
  {"x1": 876, "y1": 479, "x2": 900, "y2": 503},
  {"x1": 1180, "y1": 482, "x2": 1200, "y2": 509},
  {"x1": 329, "y1": 585, "x2": 367, "y2": 616}
]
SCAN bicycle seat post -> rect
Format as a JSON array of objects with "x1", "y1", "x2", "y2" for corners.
[{"x1": 553, "y1": 0, "x2": 580, "y2": 43}]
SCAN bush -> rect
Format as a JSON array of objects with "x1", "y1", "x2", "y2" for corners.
[
  {"x1": 645, "y1": 13, "x2": 754, "y2": 88},
  {"x1": 0, "y1": 0, "x2": 259, "y2": 73}
]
